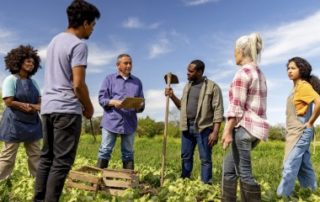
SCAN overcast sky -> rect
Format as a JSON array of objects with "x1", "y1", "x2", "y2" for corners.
[{"x1": 1, "y1": 0, "x2": 320, "y2": 125}]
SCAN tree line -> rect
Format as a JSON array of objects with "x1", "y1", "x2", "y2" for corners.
[
  {"x1": 0, "y1": 91, "x2": 317, "y2": 141},
  {"x1": 82, "y1": 115, "x2": 297, "y2": 141},
  {"x1": 82, "y1": 115, "x2": 181, "y2": 138}
]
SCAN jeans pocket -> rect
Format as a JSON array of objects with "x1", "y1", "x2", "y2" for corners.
[
  {"x1": 235, "y1": 127, "x2": 258, "y2": 150},
  {"x1": 303, "y1": 127, "x2": 314, "y2": 139},
  {"x1": 237, "y1": 127, "x2": 253, "y2": 141},
  {"x1": 304, "y1": 127, "x2": 313, "y2": 132},
  {"x1": 54, "y1": 115, "x2": 72, "y2": 129},
  {"x1": 54, "y1": 114, "x2": 81, "y2": 131}
]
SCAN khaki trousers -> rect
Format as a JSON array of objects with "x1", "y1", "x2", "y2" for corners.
[{"x1": 0, "y1": 141, "x2": 41, "y2": 180}]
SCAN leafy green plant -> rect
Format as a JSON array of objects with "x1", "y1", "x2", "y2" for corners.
[{"x1": 0, "y1": 135, "x2": 319, "y2": 201}]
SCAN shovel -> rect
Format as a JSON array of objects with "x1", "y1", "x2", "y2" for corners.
[
  {"x1": 90, "y1": 118, "x2": 96, "y2": 143},
  {"x1": 160, "y1": 72, "x2": 179, "y2": 186}
]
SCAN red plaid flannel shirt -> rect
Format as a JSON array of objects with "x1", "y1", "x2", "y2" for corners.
[{"x1": 227, "y1": 63, "x2": 269, "y2": 140}]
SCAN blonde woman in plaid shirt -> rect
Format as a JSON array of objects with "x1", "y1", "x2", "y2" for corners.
[{"x1": 221, "y1": 32, "x2": 269, "y2": 202}]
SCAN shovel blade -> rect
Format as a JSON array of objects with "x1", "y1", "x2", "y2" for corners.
[{"x1": 164, "y1": 73, "x2": 179, "y2": 84}]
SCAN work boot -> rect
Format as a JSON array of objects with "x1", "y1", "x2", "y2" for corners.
[
  {"x1": 221, "y1": 179, "x2": 237, "y2": 202},
  {"x1": 123, "y1": 160, "x2": 134, "y2": 170},
  {"x1": 96, "y1": 158, "x2": 108, "y2": 169},
  {"x1": 240, "y1": 181, "x2": 261, "y2": 202}
]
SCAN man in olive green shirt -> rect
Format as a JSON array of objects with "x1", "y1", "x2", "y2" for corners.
[{"x1": 165, "y1": 59, "x2": 224, "y2": 184}]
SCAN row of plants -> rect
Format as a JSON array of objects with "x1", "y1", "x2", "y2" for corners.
[{"x1": 1, "y1": 135, "x2": 320, "y2": 201}]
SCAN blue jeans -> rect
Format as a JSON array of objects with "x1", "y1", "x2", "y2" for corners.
[
  {"x1": 181, "y1": 121, "x2": 213, "y2": 184},
  {"x1": 223, "y1": 127, "x2": 259, "y2": 185},
  {"x1": 277, "y1": 127, "x2": 317, "y2": 197},
  {"x1": 98, "y1": 128, "x2": 134, "y2": 161}
]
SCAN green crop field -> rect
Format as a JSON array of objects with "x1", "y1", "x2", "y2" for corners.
[{"x1": 1, "y1": 135, "x2": 320, "y2": 201}]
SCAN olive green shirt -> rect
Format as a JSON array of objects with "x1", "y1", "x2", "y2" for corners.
[{"x1": 180, "y1": 78, "x2": 224, "y2": 132}]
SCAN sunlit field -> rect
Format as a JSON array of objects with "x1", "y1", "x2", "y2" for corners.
[{"x1": 1, "y1": 135, "x2": 320, "y2": 201}]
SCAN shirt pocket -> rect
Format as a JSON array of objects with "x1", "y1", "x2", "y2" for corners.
[{"x1": 203, "y1": 90, "x2": 213, "y2": 108}]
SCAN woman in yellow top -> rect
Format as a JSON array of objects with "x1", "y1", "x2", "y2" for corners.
[{"x1": 277, "y1": 57, "x2": 320, "y2": 197}]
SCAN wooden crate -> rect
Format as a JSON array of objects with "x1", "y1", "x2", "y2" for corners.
[
  {"x1": 101, "y1": 168, "x2": 139, "y2": 195},
  {"x1": 66, "y1": 166, "x2": 103, "y2": 192},
  {"x1": 66, "y1": 166, "x2": 139, "y2": 196}
]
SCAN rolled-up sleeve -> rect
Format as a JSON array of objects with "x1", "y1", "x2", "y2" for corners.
[
  {"x1": 212, "y1": 85, "x2": 224, "y2": 123},
  {"x1": 137, "y1": 79, "x2": 145, "y2": 113},
  {"x1": 227, "y1": 70, "x2": 249, "y2": 119}
]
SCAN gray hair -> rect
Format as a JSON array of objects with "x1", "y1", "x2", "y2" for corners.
[
  {"x1": 116, "y1": 53, "x2": 131, "y2": 65},
  {"x1": 235, "y1": 32, "x2": 263, "y2": 63}
]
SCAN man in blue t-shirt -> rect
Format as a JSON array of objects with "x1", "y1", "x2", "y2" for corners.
[{"x1": 33, "y1": 1, "x2": 100, "y2": 201}]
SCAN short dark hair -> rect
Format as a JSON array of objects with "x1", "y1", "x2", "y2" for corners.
[
  {"x1": 190, "y1": 59, "x2": 205, "y2": 74},
  {"x1": 288, "y1": 57, "x2": 320, "y2": 94},
  {"x1": 4, "y1": 45, "x2": 41, "y2": 76},
  {"x1": 67, "y1": 0, "x2": 101, "y2": 28}
]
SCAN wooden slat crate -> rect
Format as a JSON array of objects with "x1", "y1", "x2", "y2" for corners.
[
  {"x1": 66, "y1": 166, "x2": 139, "y2": 196},
  {"x1": 66, "y1": 166, "x2": 103, "y2": 192},
  {"x1": 101, "y1": 168, "x2": 139, "y2": 195}
]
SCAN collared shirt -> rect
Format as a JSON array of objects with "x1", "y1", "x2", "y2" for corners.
[
  {"x1": 99, "y1": 73, "x2": 144, "y2": 135},
  {"x1": 180, "y1": 77, "x2": 224, "y2": 132},
  {"x1": 227, "y1": 63, "x2": 269, "y2": 140}
]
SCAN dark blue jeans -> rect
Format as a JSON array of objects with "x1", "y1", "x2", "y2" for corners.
[
  {"x1": 33, "y1": 114, "x2": 82, "y2": 202},
  {"x1": 181, "y1": 121, "x2": 213, "y2": 183}
]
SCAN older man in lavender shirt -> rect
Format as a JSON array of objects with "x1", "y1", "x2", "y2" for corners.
[{"x1": 96, "y1": 54, "x2": 144, "y2": 170}]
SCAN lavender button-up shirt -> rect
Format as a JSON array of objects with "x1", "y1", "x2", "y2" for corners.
[{"x1": 99, "y1": 73, "x2": 144, "y2": 135}]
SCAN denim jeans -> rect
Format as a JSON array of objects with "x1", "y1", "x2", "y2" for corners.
[
  {"x1": 181, "y1": 121, "x2": 213, "y2": 184},
  {"x1": 98, "y1": 128, "x2": 135, "y2": 161},
  {"x1": 34, "y1": 114, "x2": 82, "y2": 202},
  {"x1": 277, "y1": 127, "x2": 317, "y2": 197},
  {"x1": 223, "y1": 127, "x2": 259, "y2": 185}
]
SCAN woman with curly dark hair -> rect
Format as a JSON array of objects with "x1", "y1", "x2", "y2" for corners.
[
  {"x1": 0, "y1": 45, "x2": 42, "y2": 180},
  {"x1": 277, "y1": 57, "x2": 320, "y2": 197}
]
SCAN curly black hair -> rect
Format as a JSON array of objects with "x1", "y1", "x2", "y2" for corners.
[
  {"x1": 67, "y1": 0, "x2": 100, "y2": 28},
  {"x1": 288, "y1": 57, "x2": 320, "y2": 94},
  {"x1": 4, "y1": 45, "x2": 41, "y2": 76}
]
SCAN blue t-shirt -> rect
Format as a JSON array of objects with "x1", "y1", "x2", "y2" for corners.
[
  {"x1": 2, "y1": 75, "x2": 40, "y2": 98},
  {"x1": 41, "y1": 32, "x2": 88, "y2": 115}
]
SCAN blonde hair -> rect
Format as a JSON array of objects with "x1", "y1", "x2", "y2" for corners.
[{"x1": 235, "y1": 32, "x2": 263, "y2": 63}]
